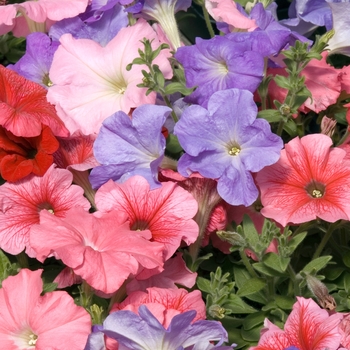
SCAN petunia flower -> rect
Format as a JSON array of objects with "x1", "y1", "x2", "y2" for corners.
[
  {"x1": 251, "y1": 297, "x2": 342, "y2": 350},
  {"x1": 47, "y1": 19, "x2": 172, "y2": 135},
  {"x1": 256, "y1": 134, "x2": 350, "y2": 227},
  {"x1": 30, "y1": 208, "x2": 165, "y2": 294},
  {"x1": 95, "y1": 175, "x2": 199, "y2": 260},
  {"x1": 0, "y1": 269, "x2": 91, "y2": 349},
  {"x1": 175, "y1": 88, "x2": 283, "y2": 206},
  {"x1": 8, "y1": 32, "x2": 59, "y2": 88},
  {"x1": 0, "y1": 164, "x2": 90, "y2": 256},
  {"x1": 111, "y1": 287, "x2": 206, "y2": 328},
  {"x1": 0, "y1": 0, "x2": 90, "y2": 37},
  {"x1": 85, "y1": 305, "x2": 233, "y2": 350},
  {"x1": 89, "y1": 104, "x2": 171, "y2": 190},
  {"x1": 0, "y1": 65, "x2": 68, "y2": 138},
  {"x1": 175, "y1": 35, "x2": 265, "y2": 108},
  {"x1": 0, "y1": 124, "x2": 59, "y2": 182}
]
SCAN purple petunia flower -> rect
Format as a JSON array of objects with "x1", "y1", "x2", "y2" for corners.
[
  {"x1": 89, "y1": 104, "x2": 172, "y2": 189},
  {"x1": 8, "y1": 32, "x2": 59, "y2": 88},
  {"x1": 174, "y1": 88, "x2": 283, "y2": 207},
  {"x1": 84, "y1": 305, "x2": 234, "y2": 350},
  {"x1": 175, "y1": 34, "x2": 265, "y2": 108}
]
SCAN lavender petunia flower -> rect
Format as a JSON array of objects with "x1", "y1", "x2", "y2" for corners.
[
  {"x1": 280, "y1": 0, "x2": 332, "y2": 36},
  {"x1": 49, "y1": 4, "x2": 128, "y2": 46},
  {"x1": 175, "y1": 34, "x2": 264, "y2": 108},
  {"x1": 8, "y1": 33, "x2": 59, "y2": 88},
  {"x1": 84, "y1": 305, "x2": 234, "y2": 350},
  {"x1": 89, "y1": 104, "x2": 172, "y2": 189},
  {"x1": 174, "y1": 89, "x2": 283, "y2": 207}
]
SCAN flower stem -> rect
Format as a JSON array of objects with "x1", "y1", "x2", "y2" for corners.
[
  {"x1": 312, "y1": 226, "x2": 335, "y2": 259},
  {"x1": 16, "y1": 251, "x2": 29, "y2": 268},
  {"x1": 201, "y1": 3, "x2": 215, "y2": 38},
  {"x1": 239, "y1": 249, "x2": 259, "y2": 278}
]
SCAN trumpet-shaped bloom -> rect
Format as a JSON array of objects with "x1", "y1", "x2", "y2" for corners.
[
  {"x1": 85, "y1": 305, "x2": 232, "y2": 350},
  {"x1": 30, "y1": 208, "x2": 164, "y2": 294},
  {"x1": 47, "y1": 19, "x2": 172, "y2": 135},
  {"x1": 251, "y1": 297, "x2": 342, "y2": 350},
  {"x1": 0, "y1": 65, "x2": 68, "y2": 138},
  {"x1": 112, "y1": 287, "x2": 206, "y2": 328},
  {"x1": 175, "y1": 88, "x2": 283, "y2": 206},
  {"x1": 95, "y1": 175, "x2": 199, "y2": 260},
  {"x1": 0, "y1": 164, "x2": 90, "y2": 256},
  {"x1": 0, "y1": 269, "x2": 91, "y2": 350},
  {"x1": 90, "y1": 104, "x2": 171, "y2": 189},
  {"x1": 0, "y1": 125, "x2": 59, "y2": 182},
  {"x1": 256, "y1": 134, "x2": 350, "y2": 227}
]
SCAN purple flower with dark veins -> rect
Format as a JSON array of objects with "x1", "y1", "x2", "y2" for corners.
[
  {"x1": 174, "y1": 89, "x2": 283, "y2": 207},
  {"x1": 84, "y1": 305, "x2": 235, "y2": 350},
  {"x1": 175, "y1": 34, "x2": 264, "y2": 108},
  {"x1": 8, "y1": 32, "x2": 59, "y2": 88},
  {"x1": 89, "y1": 104, "x2": 172, "y2": 189}
]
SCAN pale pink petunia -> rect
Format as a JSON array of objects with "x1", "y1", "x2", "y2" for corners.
[
  {"x1": 30, "y1": 208, "x2": 165, "y2": 294},
  {"x1": 111, "y1": 287, "x2": 206, "y2": 328},
  {"x1": 0, "y1": 269, "x2": 91, "y2": 349},
  {"x1": 0, "y1": 164, "x2": 90, "y2": 256},
  {"x1": 0, "y1": 0, "x2": 89, "y2": 36},
  {"x1": 95, "y1": 175, "x2": 199, "y2": 260},
  {"x1": 47, "y1": 19, "x2": 173, "y2": 135},
  {"x1": 205, "y1": 0, "x2": 257, "y2": 32},
  {"x1": 251, "y1": 297, "x2": 342, "y2": 350},
  {"x1": 126, "y1": 252, "x2": 197, "y2": 294},
  {"x1": 339, "y1": 313, "x2": 350, "y2": 349},
  {"x1": 256, "y1": 134, "x2": 350, "y2": 227}
]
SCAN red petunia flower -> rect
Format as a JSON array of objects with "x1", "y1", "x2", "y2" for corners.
[
  {"x1": 0, "y1": 124, "x2": 59, "y2": 182},
  {"x1": 0, "y1": 65, "x2": 68, "y2": 138}
]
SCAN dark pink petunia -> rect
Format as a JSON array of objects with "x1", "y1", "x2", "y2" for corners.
[
  {"x1": 0, "y1": 269, "x2": 91, "y2": 349},
  {"x1": 0, "y1": 65, "x2": 68, "y2": 138},
  {"x1": 30, "y1": 208, "x2": 165, "y2": 294},
  {"x1": 95, "y1": 175, "x2": 199, "y2": 260},
  {"x1": 256, "y1": 134, "x2": 350, "y2": 226},
  {"x1": 252, "y1": 297, "x2": 342, "y2": 350},
  {"x1": 0, "y1": 164, "x2": 90, "y2": 256}
]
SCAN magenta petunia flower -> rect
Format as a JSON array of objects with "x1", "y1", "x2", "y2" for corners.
[
  {"x1": 0, "y1": 269, "x2": 91, "y2": 349},
  {"x1": 256, "y1": 134, "x2": 350, "y2": 227},
  {"x1": 0, "y1": 164, "x2": 90, "y2": 256},
  {"x1": 30, "y1": 208, "x2": 165, "y2": 294},
  {"x1": 251, "y1": 297, "x2": 342, "y2": 350},
  {"x1": 95, "y1": 175, "x2": 199, "y2": 260},
  {"x1": 47, "y1": 19, "x2": 172, "y2": 135}
]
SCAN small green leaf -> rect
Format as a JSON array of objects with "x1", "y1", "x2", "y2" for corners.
[
  {"x1": 301, "y1": 256, "x2": 332, "y2": 274},
  {"x1": 253, "y1": 262, "x2": 285, "y2": 277},
  {"x1": 288, "y1": 232, "x2": 307, "y2": 252},
  {"x1": 224, "y1": 294, "x2": 257, "y2": 314},
  {"x1": 342, "y1": 251, "x2": 350, "y2": 268},
  {"x1": 257, "y1": 109, "x2": 281, "y2": 123},
  {"x1": 196, "y1": 277, "x2": 212, "y2": 293},
  {"x1": 42, "y1": 282, "x2": 58, "y2": 293},
  {"x1": 275, "y1": 295, "x2": 295, "y2": 310},
  {"x1": 263, "y1": 253, "x2": 290, "y2": 273},
  {"x1": 283, "y1": 118, "x2": 298, "y2": 137},
  {"x1": 166, "y1": 134, "x2": 183, "y2": 154},
  {"x1": 164, "y1": 82, "x2": 194, "y2": 96},
  {"x1": 242, "y1": 312, "x2": 266, "y2": 330},
  {"x1": 274, "y1": 75, "x2": 290, "y2": 89},
  {"x1": 236, "y1": 278, "x2": 266, "y2": 297}
]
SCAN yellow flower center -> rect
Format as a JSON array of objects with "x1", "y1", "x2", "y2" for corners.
[{"x1": 228, "y1": 146, "x2": 241, "y2": 156}]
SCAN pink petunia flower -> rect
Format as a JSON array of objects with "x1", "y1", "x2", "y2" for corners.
[
  {"x1": 111, "y1": 287, "x2": 206, "y2": 328},
  {"x1": 95, "y1": 175, "x2": 199, "y2": 260},
  {"x1": 30, "y1": 208, "x2": 165, "y2": 294},
  {"x1": 47, "y1": 19, "x2": 172, "y2": 135},
  {"x1": 0, "y1": 164, "x2": 90, "y2": 256},
  {"x1": 0, "y1": 0, "x2": 89, "y2": 37},
  {"x1": 0, "y1": 268, "x2": 91, "y2": 349},
  {"x1": 256, "y1": 134, "x2": 350, "y2": 227},
  {"x1": 251, "y1": 297, "x2": 342, "y2": 350}
]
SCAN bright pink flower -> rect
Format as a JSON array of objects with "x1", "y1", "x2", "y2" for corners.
[
  {"x1": 339, "y1": 313, "x2": 350, "y2": 349},
  {"x1": 0, "y1": 0, "x2": 89, "y2": 37},
  {"x1": 0, "y1": 65, "x2": 68, "y2": 138},
  {"x1": 95, "y1": 175, "x2": 199, "y2": 260},
  {"x1": 251, "y1": 297, "x2": 342, "y2": 350},
  {"x1": 30, "y1": 208, "x2": 164, "y2": 294},
  {"x1": 0, "y1": 164, "x2": 90, "y2": 256},
  {"x1": 0, "y1": 269, "x2": 91, "y2": 349},
  {"x1": 111, "y1": 287, "x2": 206, "y2": 328},
  {"x1": 126, "y1": 252, "x2": 197, "y2": 294},
  {"x1": 47, "y1": 19, "x2": 172, "y2": 135},
  {"x1": 205, "y1": 0, "x2": 257, "y2": 31},
  {"x1": 256, "y1": 134, "x2": 350, "y2": 227}
]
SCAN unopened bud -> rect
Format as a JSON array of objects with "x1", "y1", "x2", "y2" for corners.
[
  {"x1": 306, "y1": 274, "x2": 336, "y2": 311},
  {"x1": 321, "y1": 116, "x2": 337, "y2": 137},
  {"x1": 217, "y1": 230, "x2": 246, "y2": 247},
  {"x1": 209, "y1": 304, "x2": 226, "y2": 319}
]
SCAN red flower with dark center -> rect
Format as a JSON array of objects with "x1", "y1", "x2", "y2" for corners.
[
  {"x1": 0, "y1": 65, "x2": 68, "y2": 138},
  {"x1": 0, "y1": 124, "x2": 59, "y2": 182}
]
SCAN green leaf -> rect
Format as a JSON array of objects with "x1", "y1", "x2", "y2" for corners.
[
  {"x1": 288, "y1": 232, "x2": 307, "y2": 252},
  {"x1": 253, "y1": 262, "x2": 285, "y2": 277},
  {"x1": 242, "y1": 214, "x2": 259, "y2": 247},
  {"x1": 274, "y1": 75, "x2": 290, "y2": 89},
  {"x1": 301, "y1": 256, "x2": 332, "y2": 274},
  {"x1": 224, "y1": 294, "x2": 257, "y2": 314},
  {"x1": 283, "y1": 118, "x2": 298, "y2": 137},
  {"x1": 257, "y1": 110, "x2": 281, "y2": 123},
  {"x1": 236, "y1": 278, "x2": 266, "y2": 297},
  {"x1": 0, "y1": 249, "x2": 12, "y2": 284},
  {"x1": 344, "y1": 272, "x2": 350, "y2": 293},
  {"x1": 241, "y1": 325, "x2": 262, "y2": 342},
  {"x1": 196, "y1": 277, "x2": 212, "y2": 293},
  {"x1": 242, "y1": 312, "x2": 266, "y2": 330},
  {"x1": 342, "y1": 251, "x2": 350, "y2": 268},
  {"x1": 166, "y1": 134, "x2": 183, "y2": 154},
  {"x1": 42, "y1": 282, "x2": 58, "y2": 293},
  {"x1": 263, "y1": 253, "x2": 290, "y2": 273},
  {"x1": 275, "y1": 295, "x2": 295, "y2": 310},
  {"x1": 164, "y1": 82, "x2": 194, "y2": 96},
  {"x1": 324, "y1": 267, "x2": 345, "y2": 281}
]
